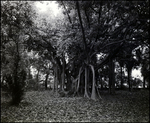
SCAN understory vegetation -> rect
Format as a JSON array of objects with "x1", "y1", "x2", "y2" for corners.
[{"x1": 1, "y1": 89, "x2": 149, "y2": 122}]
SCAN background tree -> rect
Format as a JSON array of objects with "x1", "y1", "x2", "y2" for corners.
[
  {"x1": 57, "y1": 1, "x2": 149, "y2": 97},
  {"x1": 1, "y1": 1, "x2": 36, "y2": 105}
]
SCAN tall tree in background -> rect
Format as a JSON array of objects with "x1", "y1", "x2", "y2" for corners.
[
  {"x1": 58, "y1": 0, "x2": 149, "y2": 95},
  {"x1": 1, "y1": 1, "x2": 36, "y2": 105}
]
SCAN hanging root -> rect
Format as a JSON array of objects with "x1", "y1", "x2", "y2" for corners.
[{"x1": 95, "y1": 83, "x2": 102, "y2": 100}]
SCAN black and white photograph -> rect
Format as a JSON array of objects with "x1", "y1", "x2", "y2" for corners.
[{"x1": 1, "y1": 1, "x2": 149, "y2": 122}]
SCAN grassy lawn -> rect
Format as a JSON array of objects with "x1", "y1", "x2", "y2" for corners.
[{"x1": 1, "y1": 89, "x2": 149, "y2": 122}]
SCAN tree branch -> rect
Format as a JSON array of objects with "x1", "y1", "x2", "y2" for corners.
[
  {"x1": 61, "y1": 1, "x2": 72, "y2": 25},
  {"x1": 76, "y1": 1, "x2": 87, "y2": 53}
]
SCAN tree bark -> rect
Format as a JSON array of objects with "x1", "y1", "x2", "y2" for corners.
[
  {"x1": 45, "y1": 73, "x2": 49, "y2": 90},
  {"x1": 53, "y1": 65, "x2": 58, "y2": 93},
  {"x1": 73, "y1": 67, "x2": 82, "y2": 96},
  {"x1": 87, "y1": 66, "x2": 91, "y2": 94},
  {"x1": 90, "y1": 64, "x2": 98, "y2": 100},
  {"x1": 109, "y1": 58, "x2": 112, "y2": 94},
  {"x1": 53, "y1": 67, "x2": 56, "y2": 92},
  {"x1": 126, "y1": 59, "x2": 134, "y2": 91},
  {"x1": 109, "y1": 58, "x2": 115, "y2": 94},
  {"x1": 55, "y1": 66, "x2": 58, "y2": 95},
  {"x1": 11, "y1": 36, "x2": 22, "y2": 105},
  {"x1": 61, "y1": 52, "x2": 65, "y2": 91},
  {"x1": 111, "y1": 61, "x2": 115, "y2": 94},
  {"x1": 128, "y1": 68, "x2": 132, "y2": 91},
  {"x1": 84, "y1": 67, "x2": 90, "y2": 98},
  {"x1": 76, "y1": 1, "x2": 87, "y2": 52},
  {"x1": 119, "y1": 61, "x2": 124, "y2": 89},
  {"x1": 100, "y1": 76, "x2": 103, "y2": 89},
  {"x1": 143, "y1": 76, "x2": 145, "y2": 88},
  {"x1": 66, "y1": 70, "x2": 72, "y2": 91},
  {"x1": 120, "y1": 66, "x2": 123, "y2": 89},
  {"x1": 76, "y1": 67, "x2": 82, "y2": 93},
  {"x1": 36, "y1": 68, "x2": 40, "y2": 90}
]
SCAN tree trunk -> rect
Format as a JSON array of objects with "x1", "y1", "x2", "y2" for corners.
[
  {"x1": 120, "y1": 66, "x2": 123, "y2": 89},
  {"x1": 100, "y1": 76, "x2": 103, "y2": 89},
  {"x1": 55, "y1": 66, "x2": 58, "y2": 95},
  {"x1": 1, "y1": 75, "x2": 4, "y2": 87},
  {"x1": 66, "y1": 70, "x2": 72, "y2": 91},
  {"x1": 80, "y1": 74, "x2": 84, "y2": 95},
  {"x1": 111, "y1": 61, "x2": 115, "y2": 94},
  {"x1": 53, "y1": 68, "x2": 56, "y2": 92},
  {"x1": 90, "y1": 64, "x2": 98, "y2": 100},
  {"x1": 119, "y1": 61, "x2": 124, "y2": 89},
  {"x1": 53, "y1": 65, "x2": 57, "y2": 92},
  {"x1": 36, "y1": 69, "x2": 40, "y2": 90},
  {"x1": 45, "y1": 73, "x2": 49, "y2": 90},
  {"x1": 109, "y1": 58, "x2": 112, "y2": 94},
  {"x1": 87, "y1": 67, "x2": 91, "y2": 94},
  {"x1": 26, "y1": 67, "x2": 31, "y2": 88},
  {"x1": 76, "y1": 1, "x2": 87, "y2": 51},
  {"x1": 73, "y1": 67, "x2": 82, "y2": 96},
  {"x1": 143, "y1": 76, "x2": 145, "y2": 88},
  {"x1": 84, "y1": 67, "x2": 90, "y2": 98},
  {"x1": 58, "y1": 69, "x2": 62, "y2": 91},
  {"x1": 126, "y1": 60, "x2": 134, "y2": 92},
  {"x1": 109, "y1": 58, "x2": 115, "y2": 94},
  {"x1": 61, "y1": 52, "x2": 65, "y2": 91},
  {"x1": 11, "y1": 37, "x2": 22, "y2": 105},
  {"x1": 128, "y1": 68, "x2": 132, "y2": 91},
  {"x1": 53, "y1": 65, "x2": 58, "y2": 96},
  {"x1": 76, "y1": 67, "x2": 82, "y2": 94}
]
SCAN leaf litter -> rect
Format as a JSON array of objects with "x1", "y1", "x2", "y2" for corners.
[{"x1": 1, "y1": 89, "x2": 149, "y2": 122}]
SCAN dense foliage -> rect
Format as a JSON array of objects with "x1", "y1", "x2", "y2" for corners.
[{"x1": 1, "y1": 1, "x2": 36, "y2": 105}]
